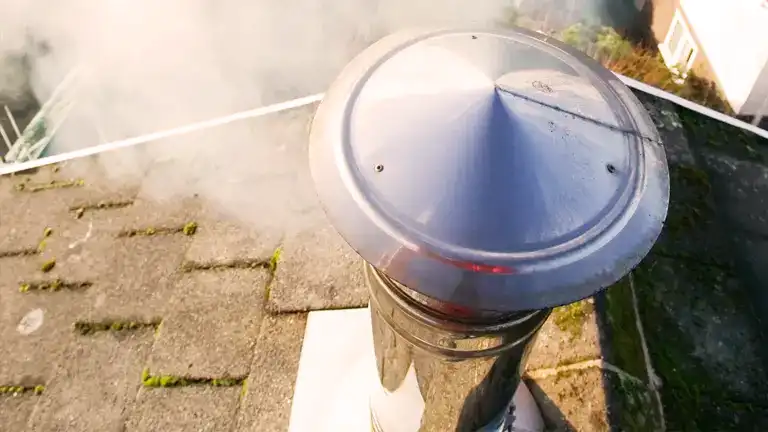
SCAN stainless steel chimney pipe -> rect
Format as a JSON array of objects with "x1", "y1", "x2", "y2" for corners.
[{"x1": 309, "y1": 27, "x2": 669, "y2": 431}]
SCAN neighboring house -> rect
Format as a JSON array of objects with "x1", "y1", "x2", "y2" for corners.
[{"x1": 649, "y1": 0, "x2": 768, "y2": 127}]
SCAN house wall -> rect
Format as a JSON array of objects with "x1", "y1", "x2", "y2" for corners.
[
  {"x1": 678, "y1": 0, "x2": 768, "y2": 114},
  {"x1": 649, "y1": 0, "x2": 718, "y2": 84},
  {"x1": 649, "y1": 0, "x2": 768, "y2": 115},
  {"x1": 741, "y1": 59, "x2": 768, "y2": 116},
  {"x1": 649, "y1": 0, "x2": 677, "y2": 45}
]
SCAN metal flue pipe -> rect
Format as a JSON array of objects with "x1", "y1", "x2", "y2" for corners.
[{"x1": 309, "y1": 27, "x2": 669, "y2": 431}]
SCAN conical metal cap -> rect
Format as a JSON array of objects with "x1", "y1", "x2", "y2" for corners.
[{"x1": 309, "y1": 28, "x2": 669, "y2": 313}]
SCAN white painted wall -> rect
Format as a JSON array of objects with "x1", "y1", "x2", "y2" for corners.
[
  {"x1": 680, "y1": 0, "x2": 768, "y2": 114},
  {"x1": 743, "y1": 59, "x2": 768, "y2": 116}
]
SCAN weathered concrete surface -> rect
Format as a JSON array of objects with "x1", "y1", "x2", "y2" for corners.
[
  {"x1": 148, "y1": 270, "x2": 269, "y2": 378},
  {"x1": 0, "y1": 255, "x2": 87, "y2": 383},
  {"x1": 184, "y1": 214, "x2": 282, "y2": 264},
  {"x1": 0, "y1": 392, "x2": 39, "y2": 429},
  {"x1": 267, "y1": 220, "x2": 368, "y2": 313},
  {"x1": 525, "y1": 368, "x2": 610, "y2": 432},
  {"x1": 0, "y1": 161, "x2": 309, "y2": 431},
  {"x1": 527, "y1": 298, "x2": 602, "y2": 371},
  {"x1": 236, "y1": 314, "x2": 307, "y2": 432},
  {"x1": 125, "y1": 386, "x2": 241, "y2": 432},
  {"x1": 30, "y1": 331, "x2": 154, "y2": 432}
]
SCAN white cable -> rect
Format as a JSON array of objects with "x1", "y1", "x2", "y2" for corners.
[{"x1": 0, "y1": 93, "x2": 324, "y2": 176}]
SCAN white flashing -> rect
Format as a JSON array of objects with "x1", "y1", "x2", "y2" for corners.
[
  {"x1": 290, "y1": 307, "x2": 545, "y2": 432},
  {"x1": 0, "y1": 93, "x2": 324, "y2": 176},
  {"x1": 616, "y1": 73, "x2": 768, "y2": 140}
]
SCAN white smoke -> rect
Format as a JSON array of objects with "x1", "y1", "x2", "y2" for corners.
[{"x1": 0, "y1": 0, "x2": 517, "y2": 229}]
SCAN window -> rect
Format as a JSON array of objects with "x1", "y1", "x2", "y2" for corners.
[
  {"x1": 667, "y1": 20, "x2": 684, "y2": 55},
  {"x1": 659, "y1": 9, "x2": 699, "y2": 78}
]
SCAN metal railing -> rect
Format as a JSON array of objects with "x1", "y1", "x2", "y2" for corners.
[{"x1": 1, "y1": 70, "x2": 80, "y2": 165}]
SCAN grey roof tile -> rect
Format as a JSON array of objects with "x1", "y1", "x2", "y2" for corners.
[
  {"x1": 268, "y1": 220, "x2": 368, "y2": 313},
  {"x1": 29, "y1": 331, "x2": 153, "y2": 432},
  {"x1": 184, "y1": 213, "x2": 282, "y2": 265},
  {"x1": 0, "y1": 256, "x2": 88, "y2": 383},
  {"x1": 525, "y1": 368, "x2": 612, "y2": 432},
  {"x1": 125, "y1": 386, "x2": 241, "y2": 432},
  {"x1": 236, "y1": 313, "x2": 307, "y2": 432},
  {"x1": 526, "y1": 298, "x2": 602, "y2": 371},
  {"x1": 148, "y1": 270, "x2": 269, "y2": 378},
  {"x1": 79, "y1": 236, "x2": 191, "y2": 321},
  {"x1": 0, "y1": 392, "x2": 39, "y2": 429}
]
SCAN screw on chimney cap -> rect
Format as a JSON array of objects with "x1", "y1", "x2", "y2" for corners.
[{"x1": 309, "y1": 27, "x2": 669, "y2": 313}]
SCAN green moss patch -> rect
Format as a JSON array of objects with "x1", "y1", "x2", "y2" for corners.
[
  {"x1": 40, "y1": 258, "x2": 56, "y2": 273},
  {"x1": 15, "y1": 179, "x2": 85, "y2": 193},
  {"x1": 182, "y1": 221, "x2": 198, "y2": 236},
  {"x1": 631, "y1": 256, "x2": 768, "y2": 430},
  {"x1": 599, "y1": 277, "x2": 664, "y2": 431},
  {"x1": 552, "y1": 299, "x2": 594, "y2": 339},
  {"x1": 68, "y1": 200, "x2": 134, "y2": 218},
  {"x1": 0, "y1": 385, "x2": 45, "y2": 396},
  {"x1": 677, "y1": 107, "x2": 767, "y2": 163},
  {"x1": 600, "y1": 278, "x2": 647, "y2": 382},
  {"x1": 663, "y1": 165, "x2": 713, "y2": 235},
  {"x1": 181, "y1": 258, "x2": 268, "y2": 272},
  {"x1": 264, "y1": 246, "x2": 283, "y2": 301},
  {"x1": 268, "y1": 247, "x2": 282, "y2": 275},
  {"x1": 652, "y1": 163, "x2": 733, "y2": 269},
  {"x1": 141, "y1": 368, "x2": 245, "y2": 388},
  {"x1": 240, "y1": 379, "x2": 248, "y2": 399},
  {"x1": 74, "y1": 319, "x2": 161, "y2": 336},
  {"x1": 0, "y1": 248, "x2": 38, "y2": 259},
  {"x1": 608, "y1": 374, "x2": 661, "y2": 432},
  {"x1": 118, "y1": 221, "x2": 198, "y2": 238},
  {"x1": 20, "y1": 279, "x2": 92, "y2": 293}
]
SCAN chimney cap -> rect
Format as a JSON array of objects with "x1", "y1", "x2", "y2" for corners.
[{"x1": 309, "y1": 28, "x2": 669, "y2": 312}]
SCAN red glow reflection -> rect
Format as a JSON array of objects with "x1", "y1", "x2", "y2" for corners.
[{"x1": 419, "y1": 248, "x2": 515, "y2": 275}]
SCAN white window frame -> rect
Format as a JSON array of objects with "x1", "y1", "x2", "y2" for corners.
[{"x1": 659, "y1": 9, "x2": 699, "y2": 79}]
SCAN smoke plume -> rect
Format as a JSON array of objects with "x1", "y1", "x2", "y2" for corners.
[{"x1": 0, "y1": 0, "x2": 515, "y2": 230}]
